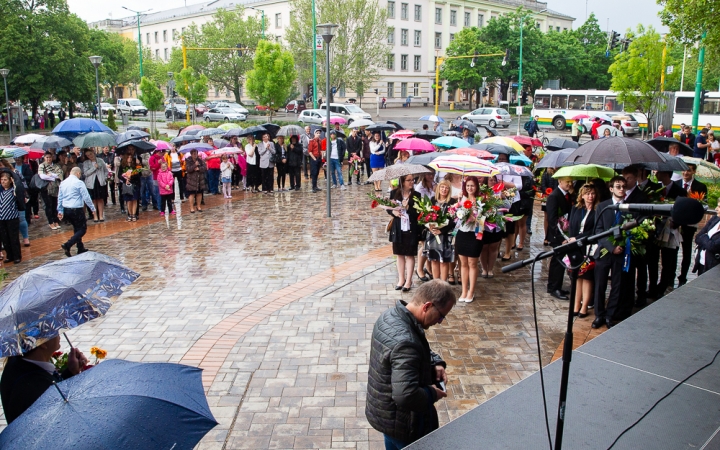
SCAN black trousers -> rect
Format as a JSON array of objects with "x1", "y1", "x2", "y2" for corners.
[
  {"x1": 0, "y1": 218, "x2": 21, "y2": 261},
  {"x1": 261, "y1": 167, "x2": 274, "y2": 192},
  {"x1": 678, "y1": 225, "x2": 697, "y2": 283},
  {"x1": 276, "y1": 163, "x2": 287, "y2": 189},
  {"x1": 645, "y1": 243, "x2": 660, "y2": 297},
  {"x1": 288, "y1": 166, "x2": 301, "y2": 189},
  {"x1": 614, "y1": 261, "x2": 638, "y2": 321},
  {"x1": 108, "y1": 180, "x2": 117, "y2": 204},
  {"x1": 635, "y1": 251, "x2": 649, "y2": 303},
  {"x1": 594, "y1": 254, "x2": 624, "y2": 320},
  {"x1": 655, "y1": 246, "x2": 680, "y2": 296},
  {"x1": 63, "y1": 207, "x2": 87, "y2": 251},
  {"x1": 172, "y1": 171, "x2": 186, "y2": 199},
  {"x1": 310, "y1": 158, "x2": 321, "y2": 189},
  {"x1": 547, "y1": 252, "x2": 566, "y2": 292},
  {"x1": 160, "y1": 193, "x2": 174, "y2": 213},
  {"x1": 41, "y1": 191, "x2": 58, "y2": 225},
  {"x1": 303, "y1": 154, "x2": 310, "y2": 178}
]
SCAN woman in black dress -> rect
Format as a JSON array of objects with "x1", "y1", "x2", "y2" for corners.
[
  {"x1": 567, "y1": 183, "x2": 599, "y2": 317},
  {"x1": 479, "y1": 176, "x2": 511, "y2": 278},
  {"x1": 117, "y1": 152, "x2": 141, "y2": 222},
  {"x1": 425, "y1": 180, "x2": 456, "y2": 282},
  {"x1": 385, "y1": 174, "x2": 419, "y2": 292},
  {"x1": 455, "y1": 176, "x2": 483, "y2": 303}
]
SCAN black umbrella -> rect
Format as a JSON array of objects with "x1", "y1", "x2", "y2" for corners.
[
  {"x1": 452, "y1": 119, "x2": 478, "y2": 134},
  {"x1": 115, "y1": 139, "x2": 156, "y2": 155},
  {"x1": 29, "y1": 135, "x2": 73, "y2": 150},
  {"x1": 366, "y1": 123, "x2": 397, "y2": 132},
  {"x1": 564, "y1": 137, "x2": 664, "y2": 169},
  {"x1": 642, "y1": 152, "x2": 689, "y2": 172},
  {"x1": 406, "y1": 153, "x2": 442, "y2": 165},
  {"x1": 127, "y1": 125, "x2": 145, "y2": 131},
  {"x1": 309, "y1": 125, "x2": 326, "y2": 140},
  {"x1": 468, "y1": 142, "x2": 514, "y2": 155},
  {"x1": 479, "y1": 125, "x2": 499, "y2": 137},
  {"x1": 646, "y1": 136, "x2": 693, "y2": 157},
  {"x1": 386, "y1": 120, "x2": 404, "y2": 131},
  {"x1": 238, "y1": 125, "x2": 269, "y2": 138},
  {"x1": 412, "y1": 130, "x2": 443, "y2": 141},
  {"x1": 329, "y1": 129, "x2": 346, "y2": 139},
  {"x1": 115, "y1": 130, "x2": 150, "y2": 145},
  {"x1": 221, "y1": 128, "x2": 245, "y2": 139},
  {"x1": 170, "y1": 135, "x2": 201, "y2": 145},
  {"x1": 259, "y1": 123, "x2": 280, "y2": 138},
  {"x1": 536, "y1": 148, "x2": 575, "y2": 169},
  {"x1": 546, "y1": 137, "x2": 580, "y2": 151}
]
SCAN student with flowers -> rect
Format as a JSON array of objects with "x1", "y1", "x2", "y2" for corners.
[
  {"x1": 423, "y1": 180, "x2": 456, "y2": 282},
  {"x1": 382, "y1": 174, "x2": 420, "y2": 292},
  {"x1": 479, "y1": 176, "x2": 512, "y2": 278},
  {"x1": 453, "y1": 176, "x2": 483, "y2": 303}
]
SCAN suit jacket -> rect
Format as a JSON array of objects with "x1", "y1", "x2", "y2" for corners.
[
  {"x1": 663, "y1": 182, "x2": 687, "y2": 201},
  {"x1": 695, "y1": 216, "x2": 720, "y2": 271},
  {"x1": 568, "y1": 206, "x2": 596, "y2": 240},
  {"x1": 347, "y1": 134, "x2": 362, "y2": 157},
  {"x1": 546, "y1": 188, "x2": 573, "y2": 245},
  {"x1": 674, "y1": 178, "x2": 708, "y2": 197},
  {"x1": 624, "y1": 185, "x2": 649, "y2": 204},
  {"x1": 594, "y1": 199, "x2": 624, "y2": 258}
]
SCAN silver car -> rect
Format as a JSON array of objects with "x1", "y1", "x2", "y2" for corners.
[
  {"x1": 461, "y1": 107, "x2": 512, "y2": 128},
  {"x1": 203, "y1": 107, "x2": 247, "y2": 122},
  {"x1": 214, "y1": 102, "x2": 249, "y2": 115},
  {"x1": 298, "y1": 109, "x2": 343, "y2": 125}
]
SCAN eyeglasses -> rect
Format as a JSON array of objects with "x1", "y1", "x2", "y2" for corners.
[
  {"x1": 432, "y1": 303, "x2": 446, "y2": 323},
  {"x1": 613, "y1": 185, "x2": 626, "y2": 190}
]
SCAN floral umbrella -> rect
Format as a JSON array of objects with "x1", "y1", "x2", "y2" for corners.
[
  {"x1": 428, "y1": 154, "x2": 500, "y2": 177},
  {"x1": 444, "y1": 148, "x2": 494, "y2": 160}
]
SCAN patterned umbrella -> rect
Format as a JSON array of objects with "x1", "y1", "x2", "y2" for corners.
[
  {"x1": 0, "y1": 252, "x2": 139, "y2": 357},
  {"x1": 394, "y1": 138, "x2": 436, "y2": 153},
  {"x1": 679, "y1": 156, "x2": 720, "y2": 180},
  {"x1": 493, "y1": 162, "x2": 534, "y2": 177},
  {"x1": 277, "y1": 125, "x2": 305, "y2": 137},
  {"x1": 428, "y1": 155, "x2": 500, "y2": 177},
  {"x1": 179, "y1": 142, "x2": 214, "y2": 154},
  {"x1": 444, "y1": 148, "x2": 494, "y2": 160},
  {"x1": 480, "y1": 136, "x2": 524, "y2": 153},
  {"x1": 430, "y1": 136, "x2": 471, "y2": 149},
  {"x1": 367, "y1": 163, "x2": 432, "y2": 182}
]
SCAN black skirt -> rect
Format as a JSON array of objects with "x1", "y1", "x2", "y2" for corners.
[
  {"x1": 392, "y1": 231, "x2": 418, "y2": 256},
  {"x1": 482, "y1": 230, "x2": 503, "y2": 244},
  {"x1": 455, "y1": 230, "x2": 483, "y2": 258},
  {"x1": 247, "y1": 163, "x2": 262, "y2": 187},
  {"x1": 424, "y1": 233, "x2": 455, "y2": 262},
  {"x1": 87, "y1": 177, "x2": 107, "y2": 201}
]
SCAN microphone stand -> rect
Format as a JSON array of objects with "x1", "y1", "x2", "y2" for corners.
[{"x1": 502, "y1": 219, "x2": 640, "y2": 450}]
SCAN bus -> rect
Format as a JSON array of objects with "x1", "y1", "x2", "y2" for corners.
[
  {"x1": 671, "y1": 91, "x2": 720, "y2": 133},
  {"x1": 531, "y1": 89, "x2": 648, "y2": 134}
]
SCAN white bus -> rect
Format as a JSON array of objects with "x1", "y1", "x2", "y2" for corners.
[
  {"x1": 531, "y1": 89, "x2": 648, "y2": 135},
  {"x1": 671, "y1": 91, "x2": 720, "y2": 133}
]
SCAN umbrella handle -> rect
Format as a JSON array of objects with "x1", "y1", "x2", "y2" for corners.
[
  {"x1": 63, "y1": 332, "x2": 74, "y2": 349},
  {"x1": 53, "y1": 382, "x2": 69, "y2": 402}
]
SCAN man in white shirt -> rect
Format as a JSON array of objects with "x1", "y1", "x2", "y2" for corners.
[
  {"x1": 328, "y1": 131, "x2": 347, "y2": 190},
  {"x1": 57, "y1": 167, "x2": 95, "y2": 257}
]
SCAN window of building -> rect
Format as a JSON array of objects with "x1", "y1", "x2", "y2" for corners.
[
  {"x1": 413, "y1": 55, "x2": 421, "y2": 71},
  {"x1": 146, "y1": 33, "x2": 150, "y2": 44},
  {"x1": 401, "y1": 29, "x2": 408, "y2": 46},
  {"x1": 401, "y1": 54, "x2": 408, "y2": 71},
  {"x1": 536, "y1": 22, "x2": 541, "y2": 28},
  {"x1": 276, "y1": 13, "x2": 282, "y2": 28},
  {"x1": 464, "y1": 12, "x2": 470, "y2": 27},
  {"x1": 434, "y1": 32, "x2": 441, "y2": 49},
  {"x1": 413, "y1": 82, "x2": 419, "y2": 96},
  {"x1": 435, "y1": 7, "x2": 442, "y2": 24},
  {"x1": 556, "y1": 26, "x2": 560, "y2": 32},
  {"x1": 563, "y1": 27, "x2": 568, "y2": 31},
  {"x1": 154, "y1": 49, "x2": 159, "y2": 58},
  {"x1": 154, "y1": 31, "x2": 158, "y2": 43},
  {"x1": 181, "y1": 27, "x2": 186, "y2": 33},
  {"x1": 401, "y1": 82, "x2": 408, "y2": 98},
  {"x1": 163, "y1": 30, "x2": 167, "y2": 42},
  {"x1": 172, "y1": 29, "x2": 177, "y2": 40},
  {"x1": 414, "y1": 30, "x2": 421, "y2": 46},
  {"x1": 401, "y1": 3, "x2": 408, "y2": 19},
  {"x1": 388, "y1": 1, "x2": 395, "y2": 18},
  {"x1": 478, "y1": 14, "x2": 484, "y2": 27},
  {"x1": 388, "y1": 82, "x2": 395, "y2": 98},
  {"x1": 387, "y1": 54, "x2": 395, "y2": 70},
  {"x1": 450, "y1": 10, "x2": 457, "y2": 26},
  {"x1": 164, "y1": 48, "x2": 168, "y2": 61},
  {"x1": 414, "y1": 5, "x2": 421, "y2": 21},
  {"x1": 388, "y1": 27, "x2": 395, "y2": 44},
  {"x1": 450, "y1": 33, "x2": 455, "y2": 42}
]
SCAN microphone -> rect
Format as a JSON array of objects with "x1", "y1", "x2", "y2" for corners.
[{"x1": 610, "y1": 197, "x2": 705, "y2": 225}]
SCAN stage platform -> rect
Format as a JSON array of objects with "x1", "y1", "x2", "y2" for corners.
[{"x1": 409, "y1": 265, "x2": 720, "y2": 450}]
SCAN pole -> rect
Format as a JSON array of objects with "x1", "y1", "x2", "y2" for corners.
[
  {"x1": 692, "y1": 31, "x2": 706, "y2": 134},
  {"x1": 325, "y1": 42, "x2": 332, "y2": 217},
  {"x1": 660, "y1": 35, "x2": 668, "y2": 92},
  {"x1": 517, "y1": 17, "x2": 524, "y2": 136},
  {"x1": 2, "y1": 77, "x2": 13, "y2": 141},
  {"x1": 434, "y1": 57, "x2": 443, "y2": 116},
  {"x1": 261, "y1": 11, "x2": 265, "y2": 39},
  {"x1": 182, "y1": 39, "x2": 190, "y2": 123},
  {"x1": 136, "y1": 12, "x2": 144, "y2": 78},
  {"x1": 312, "y1": 0, "x2": 318, "y2": 109},
  {"x1": 94, "y1": 65, "x2": 102, "y2": 121},
  {"x1": 680, "y1": 45, "x2": 687, "y2": 91}
]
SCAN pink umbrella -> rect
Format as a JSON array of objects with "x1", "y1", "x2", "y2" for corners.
[
  {"x1": 445, "y1": 148, "x2": 494, "y2": 160},
  {"x1": 394, "y1": 138, "x2": 436, "y2": 153},
  {"x1": 210, "y1": 148, "x2": 243, "y2": 156},
  {"x1": 571, "y1": 114, "x2": 590, "y2": 121},
  {"x1": 389, "y1": 129, "x2": 415, "y2": 140},
  {"x1": 178, "y1": 125, "x2": 206, "y2": 136},
  {"x1": 152, "y1": 140, "x2": 172, "y2": 151}
]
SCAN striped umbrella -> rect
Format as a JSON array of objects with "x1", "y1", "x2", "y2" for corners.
[
  {"x1": 480, "y1": 136, "x2": 524, "y2": 153},
  {"x1": 428, "y1": 155, "x2": 499, "y2": 177},
  {"x1": 444, "y1": 148, "x2": 494, "y2": 160}
]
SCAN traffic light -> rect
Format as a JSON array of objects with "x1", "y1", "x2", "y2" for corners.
[
  {"x1": 374, "y1": 88, "x2": 378, "y2": 94},
  {"x1": 172, "y1": 90, "x2": 177, "y2": 98},
  {"x1": 622, "y1": 38, "x2": 632, "y2": 51},
  {"x1": 482, "y1": 88, "x2": 488, "y2": 97},
  {"x1": 701, "y1": 89, "x2": 709, "y2": 107},
  {"x1": 236, "y1": 43, "x2": 243, "y2": 57},
  {"x1": 502, "y1": 48, "x2": 510, "y2": 66},
  {"x1": 609, "y1": 31, "x2": 621, "y2": 50}
]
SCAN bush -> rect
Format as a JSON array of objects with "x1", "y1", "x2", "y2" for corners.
[
  {"x1": 106, "y1": 110, "x2": 117, "y2": 131},
  {"x1": 707, "y1": 183, "x2": 720, "y2": 208}
]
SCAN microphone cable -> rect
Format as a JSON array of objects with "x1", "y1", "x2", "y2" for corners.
[{"x1": 530, "y1": 251, "x2": 553, "y2": 450}]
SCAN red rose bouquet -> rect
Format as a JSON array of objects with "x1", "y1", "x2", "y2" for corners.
[{"x1": 413, "y1": 195, "x2": 451, "y2": 243}]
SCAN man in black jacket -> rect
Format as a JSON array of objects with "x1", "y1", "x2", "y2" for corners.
[
  {"x1": 545, "y1": 176, "x2": 575, "y2": 300},
  {"x1": 346, "y1": 128, "x2": 362, "y2": 185},
  {"x1": 674, "y1": 164, "x2": 708, "y2": 285},
  {"x1": 366, "y1": 280, "x2": 455, "y2": 449},
  {"x1": 652, "y1": 171, "x2": 688, "y2": 298}
]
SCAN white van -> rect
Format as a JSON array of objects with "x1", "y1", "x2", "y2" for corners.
[
  {"x1": 319, "y1": 102, "x2": 371, "y2": 125},
  {"x1": 116, "y1": 98, "x2": 148, "y2": 116}
]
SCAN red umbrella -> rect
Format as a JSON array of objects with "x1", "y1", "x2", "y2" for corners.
[
  {"x1": 571, "y1": 114, "x2": 590, "y2": 121},
  {"x1": 444, "y1": 148, "x2": 494, "y2": 160},
  {"x1": 389, "y1": 129, "x2": 415, "y2": 140},
  {"x1": 27, "y1": 149, "x2": 45, "y2": 160},
  {"x1": 178, "y1": 125, "x2": 206, "y2": 136},
  {"x1": 511, "y1": 135, "x2": 543, "y2": 147},
  {"x1": 394, "y1": 138, "x2": 436, "y2": 153}
]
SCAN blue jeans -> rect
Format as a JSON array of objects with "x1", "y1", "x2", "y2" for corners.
[
  {"x1": 140, "y1": 176, "x2": 154, "y2": 208},
  {"x1": 330, "y1": 159, "x2": 344, "y2": 186},
  {"x1": 18, "y1": 211, "x2": 28, "y2": 239},
  {"x1": 208, "y1": 168, "x2": 221, "y2": 194},
  {"x1": 384, "y1": 434, "x2": 409, "y2": 450},
  {"x1": 152, "y1": 179, "x2": 161, "y2": 210}
]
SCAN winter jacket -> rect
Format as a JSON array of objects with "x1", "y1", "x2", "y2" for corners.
[
  {"x1": 184, "y1": 156, "x2": 207, "y2": 192},
  {"x1": 149, "y1": 152, "x2": 164, "y2": 180},
  {"x1": 287, "y1": 142, "x2": 304, "y2": 167},
  {"x1": 157, "y1": 169, "x2": 175, "y2": 195},
  {"x1": 366, "y1": 300, "x2": 445, "y2": 444}
]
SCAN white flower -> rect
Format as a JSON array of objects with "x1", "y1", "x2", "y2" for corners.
[{"x1": 456, "y1": 209, "x2": 466, "y2": 219}]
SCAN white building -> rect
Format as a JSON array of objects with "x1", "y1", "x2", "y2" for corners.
[{"x1": 89, "y1": 0, "x2": 574, "y2": 107}]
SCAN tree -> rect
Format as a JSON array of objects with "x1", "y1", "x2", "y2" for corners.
[
  {"x1": 659, "y1": 0, "x2": 720, "y2": 56},
  {"x1": 246, "y1": 41, "x2": 296, "y2": 121},
  {"x1": 566, "y1": 14, "x2": 613, "y2": 89},
  {"x1": 138, "y1": 77, "x2": 164, "y2": 134},
  {"x1": 441, "y1": 28, "x2": 499, "y2": 109},
  {"x1": 609, "y1": 26, "x2": 678, "y2": 133},
  {"x1": 176, "y1": 67, "x2": 209, "y2": 124},
  {"x1": 106, "y1": 109, "x2": 117, "y2": 131},
  {"x1": 88, "y1": 29, "x2": 128, "y2": 101},
  {"x1": 285, "y1": 0, "x2": 389, "y2": 100}
]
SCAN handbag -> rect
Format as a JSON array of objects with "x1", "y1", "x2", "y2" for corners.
[
  {"x1": 121, "y1": 183, "x2": 134, "y2": 196},
  {"x1": 29, "y1": 174, "x2": 48, "y2": 192},
  {"x1": 386, "y1": 217, "x2": 394, "y2": 234}
]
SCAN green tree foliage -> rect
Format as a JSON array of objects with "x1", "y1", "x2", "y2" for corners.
[
  {"x1": 285, "y1": 0, "x2": 389, "y2": 101},
  {"x1": 609, "y1": 26, "x2": 678, "y2": 131},
  {"x1": 106, "y1": 109, "x2": 117, "y2": 131},
  {"x1": 246, "y1": 41, "x2": 296, "y2": 121},
  {"x1": 138, "y1": 77, "x2": 164, "y2": 133},
  {"x1": 441, "y1": 28, "x2": 499, "y2": 109},
  {"x1": 88, "y1": 29, "x2": 128, "y2": 101},
  {"x1": 176, "y1": 67, "x2": 209, "y2": 124},
  {"x1": 566, "y1": 14, "x2": 613, "y2": 89},
  {"x1": 170, "y1": 8, "x2": 262, "y2": 103},
  {"x1": 659, "y1": 0, "x2": 720, "y2": 54}
]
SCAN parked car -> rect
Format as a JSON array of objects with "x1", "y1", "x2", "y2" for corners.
[
  {"x1": 214, "y1": 102, "x2": 249, "y2": 115},
  {"x1": 298, "y1": 109, "x2": 344, "y2": 125},
  {"x1": 116, "y1": 98, "x2": 148, "y2": 116},
  {"x1": 461, "y1": 107, "x2": 512, "y2": 128},
  {"x1": 165, "y1": 104, "x2": 195, "y2": 120},
  {"x1": 285, "y1": 100, "x2": 306, "y2": 114},
  {"x1": 612, "y1": 114, "x2": 640, "y2": 136},
  {"x1": 203, "y1": 107, "x2": 247, "y2": 122},
  {"x1": 193, "y1": 103, "x2": 209, "y2": 116},
  {"x1": 100, "y1": 103, "x2": 115, "y2": 114},
  {"x1": 318, "y1": 102, "x2": 371, "y2": 125},
  {"x1": 42, "y1": 101, "x2": 61, "y2": 111},
  {"x1": 255, "y1": 104, "x2": 280, "y2": 112}
]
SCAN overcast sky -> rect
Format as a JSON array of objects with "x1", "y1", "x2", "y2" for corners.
[{"x1": 67, "y1": 0, "x2": 667, "y2": 34}]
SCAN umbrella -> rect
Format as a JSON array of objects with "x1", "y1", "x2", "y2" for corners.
[
  {"x1": 494, "y1": 162, "x2": 534, "y2": 177},
  {"x1": 259, "y1": 123, "x2": 281, "y2": 138},
  {"x1": 511, "y1": 135, "x2": 543, "y2": 147},
  {"x1": 329, "y1": 129, "x2": 346, "y2": 139},
  {"x1": 591, "y1": 113, "x2": 613, "y2": 123},
  {"x1": 480, "y1": 136, "x2": 524, "y2": 153},
  {"x1": 444, "y1": 148, "x2": 494, "y2": 160},
  {"x1": 386, "y1": 120, "x2": 405, "y2": 131},
  {"x1": 213, "y1": 138, "x2": 230, "y2": 149},
  {"x1": 309, "y1": 125, "x2": 326, "y2": 139},
  {"x1": 452, "y1": 119, "x2": 478, "y2": 134},
  {"x1": 73, "y1": 132, "x2": 118, "y2": 149},
  {"x1": 646, "y1": 136, "x2": 694, "y2": 157},
  {"x1": 29, "y1": 135, "x2": 72, "y2": 150},
  {"x1": 406, "y1": 153, "x2": 443, "y2": 165},
  {"x1": 507, "y1": 154, "x2": 534, "y2": 166},
  {"x1": 0, "y1": 147, "x2": 28, "y2": 159},
  {"x1": 536, "y1": 148, "x2": 575, "y2": 169},
  {"x1": 221, "y1": 128, "x2": 245, "y2": 139},
  {"x1": 546, "y1": 138, "x2": 579, "y2": 151},
  {"x1": 366, "y1": 123, "x2": 397, "y2": 132},
  {"x1": 210, "y1": 147, "x2": 243, "y2": 156},
  {"x1": 389, "y1": 130, "x2": 415, "y2": 140},
  {"x1": 642, "y1": 152, "x2": 688, "y2": 172},
  {"x1": 170, "y1": 134, "x2": 201, "y2": 145},
  {"x1": 394, "y1": 138, "x2": 436, "y2": 153},
  {"x1": 238, "y1": 125, "x2": 269, "y2": 138},
  {"x1": 126, "y1": 125, "x2": 145, "y2": 131},
  {"x1": 197, "y1": 127, "x2": 224, "y2": 137},
  {"x1": 184, "y1": 129, "x2": 201, "y2": 136},
  {"x1": 218, "y1": 122, "x2": 238, "y2": 131},
  {"x1": 479, "y1": 125, "x2": 499, "y2": 137},
  {"x1": 277, "y1": 125, "x2": 305, "y2": 137},
  {"x1": 12, "y1": 134, "x2": 46, "y2": 145},
  {"x1": 430, "y1": 136, "x2": 471, "y2": 149},
  {"x1": 179, "y1": 142, "x2": 214, "y2": 154},
  {"x1": 597, "y1": 124, "x2": 622, "y2": 137},
  {"x1": 571, "y1": 114, "x2": 590, "y2": 121},
  {"x1": 442, "y1": 130, "x2": 461, "y2": 136},
  {"x1": 419, "y1": 114, "x2": 445, "y2": 123},
  {"x1": 553, "y1": 164, "x2": 617, "y2": 180},
  {"x1": 469, "y1": 142, "x2": 515, "y2": 155},
  {"x1": 115, "y1": 139, "x2": 156, "y2": 155},
  {"x1": 348, "y1": 119, "x2": 375, "y2": 129},
  {"x1": 0, "y1": 252, "x2": 138, "y2": 357},
  {"x1": 679, "y1": 156, "x2": 720, "y2": 180},
  {"x1": 115, "y1": 129, "x2": 150, "y2": 145},
  {"x1": 428, "y1": 155, "x2": 500, "y2": 177},
  {"x1": 412, "y1": 130, "x2": 443, "y2": 141},
  {"x1": 564, "y1": 137, "x2": 664, "y2": 169},
  {"x1": 367, "y1": 163, "x2": 432, "y2": 182},
  {"x1": 178, "y1": 124, "x2": 206, "y2": 136},
  {"x1": 150, "y1": 140, "x2": 172, "y2": 151},
  {"x1": 0, "y1": 359, "x2": 217, "y2": 449},
  {"x1": 52, "y1": 118, "x2": 112, "y2": 137}
]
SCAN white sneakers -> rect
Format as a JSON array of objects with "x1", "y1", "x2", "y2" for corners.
[{"x1": 458, "y1": 297, "x2": 474, "y2": 303}]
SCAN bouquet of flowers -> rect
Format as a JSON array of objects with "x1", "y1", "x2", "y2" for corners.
[
  {"x1": 413, "y1": 195, "x2": 451, "y2": 243},
  {"x1": 52, "y1": 345, "x2": 108, "y2": 372},
  {"x1": 558, "y1": 214, "x2": 570, "y2": 233},
  {"x1": 479, "y1": 185, "x2": 522, "y2": 236},
  {"x1": 348, "y1": 154, "x2": 363, "y2": 175},
  {"x1": 642, "y1": 184, "x2": 669, "y2": 204},
  {"x1": 535, "y1": 186, "x2": 552, "y2": 204},
  {"x1": 491, "y1": 181, "x2": 517, "y2": 200},
  {"x1": 448, "y1": 198, "x2": 478, "y2": 229},
  {"x1": 608, "y1": 216, "x2": 656, "y2": 272},
  {"x1": 688, "y1": 190, "x2": 707, "y2": 205},
  {"x1": 368, "y1": 192, "x2": 399, "y2": 209}
]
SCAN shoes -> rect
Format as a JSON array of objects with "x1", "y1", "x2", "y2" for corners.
[
  {"x1": 560, "y1": 289, "x2": 570, "y2": 296},
  {"x1": 121, "y1": 209, "x2": 127, "y2": 214},
  {"x1": 481, "y1": 272, "x2": 488, "y2": 278},
  {"x1": 60, "y1": 244, "x2": 71, "y2": 257},
  {"x1": 591, "y1": 317, "x2": 604, "y2": 329},
  {"x1": 635, "y1": 300, "x2": 647, "y2": 308},
  {"x1": 295, "y1": 187, "x2": 301, "y2": 191},
  {"x1": 416, "y1": 271, "x2": 429, "y2": 282},
  {"x1": 578, "y1": 312, "x2": 589, "y2": 318},
  {"x1": 23, "y1": 239, "x2": 30, "y2": 247},
  {"x1": 12, "y1": 259, "x2": 21, "y2": 264},
  {"x1": 395, "y1": 285, "x2": 403, "y2": 290},
  {"x1": 501, "y1": 255, "x2": 512, "y2": 261},
  {"x1": 3, "y1": 259, "x2": 11, "y2": 264},
  {"x1": 516, "y1": 247, "x2": 524, "y2": 251},
  {"x1": 448, "y1": 278, "x2": 457, "y2": 285},
  {"x1": 464, "y1": 296, "x2": 474, "y2": 303},
  {"x1": 160, "y1": 212, "x2": 165, "y2": 216},
  {"x1": 171, "y1": 211, "x2": 176, "y2": 215},
  {"x1": 573, "y1": 311, "x2": 579, "y2": 317},
  {"x1": 77, "y1": 248, "x2": 89, "y2": 254},
  {"x1": 487, "y1": 273, "x2": 494, "y2": 278},
  {"x1": 402, "y1": 287, "x2": 411, "y2": 292},
  {"x1": 549, "y1": 290, "x2": 569, "y2": 300},
  {"x1": 340, "y1": 185, "x2": 347, "y2": 190},
  {"x1": 586, "y1": 302, "x2": 594, "y2": 309},
  {"x1": 331, "y1": 184, "x2": 337, "y2": 189},
  {"x1": 142, "y1": 206, "x2": 148, "y2": 211},
  {"x1": 605, "y1": 318, "x2": 613, "y2": 329}
]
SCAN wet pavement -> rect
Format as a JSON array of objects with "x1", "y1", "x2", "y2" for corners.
[{"x1": 0, "y1": 179, "x2": 604, "y2": 448}]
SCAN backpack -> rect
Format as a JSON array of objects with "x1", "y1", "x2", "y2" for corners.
[{"x1": 523, "y1": 121, "x2": 532, "y2": 132}]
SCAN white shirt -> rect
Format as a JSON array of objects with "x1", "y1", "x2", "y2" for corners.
[
  {"x1": 25, "y1": 358, "x2": 56, "y2": 374},
  {"x1": 681, "y1": 178, "x2": 694, "y2": 192},
  {"x1": 245, "y1": 143, "x2": 257, "y2": 165},
  {"x1": 414, "y1": 182, "x2": 435, "y2": 199},
  {"x1": 330, "y1": 140, "x2": 338, "y2": 159}
]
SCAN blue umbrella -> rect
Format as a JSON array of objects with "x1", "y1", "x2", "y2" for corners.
[
  {"x1": 0, "y1": 252, "x2": 139, "y2": 357},
  {"x1": 0, "y1": 359, "x2": 218, "y2": 449},
  {"x1": 52, "y1": 118, "x2": 112, "y2": 137},
  {"x1": 178, "y1": 142, "x2": 214, "y2": 154},
  {"x1": 0, "y1": 147, "x2": 29, "y2": 158},
  {"x1": 419, "y1": 114, "x2": 445, "y2": 123},
  {"x1": 430, "y1": 136, "x2": 471, "y2": 149}
]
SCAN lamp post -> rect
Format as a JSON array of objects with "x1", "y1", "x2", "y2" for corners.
[
  {"x1": 168, "y1": 72, "x2": 175, "y2": 124},
  {"x1": 246, "y1": 6, "x2": 265, "y2": 39},
  {"x1": 311, "y1": 0, "x2": 318, "y2": 108},
  {"x1": 89, "y1": 56, "x2": 103, "y2": 121},
  {"x1": 517, "y1": 9, "x2": 546, "y2": 135},
  {"x1": 0, "y1": 69, "x2": 13, "y2": 140},
  {"x1": 317, "y1": 23, "x2": 338, "y2": 218},
  {"x1": 122, "y1": 7, "x2": 152, "y2": 79}
]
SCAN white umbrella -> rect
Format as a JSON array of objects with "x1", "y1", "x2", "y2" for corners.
[
  {"x1": 13, "y1": 134, "x2": 46, "y2": 145},
  {"x1": 348, "y1": 119, "x2": 375, "y2": 129}
]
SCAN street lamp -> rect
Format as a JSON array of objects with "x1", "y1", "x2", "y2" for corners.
[
  {"x1": 0, "y1": 69, "x2": 13, "y2": 140},
  {"x1": 517, "y1": 8, "x2": 546, "y2": 134},
  {"x1": 317, "y1": 23, "x2": 338, "y2": 218},
  {"x1": 245, "y1": 5, "x2": 265, "y2": 39},
  {"x1": 122, "y1": 7, "x2": 152, "y2": 79},
  {"x1": 167, "y1": 72, "x2": 175, "y2": 123},
  {"x1": 89, "y1": 56, "x2": 103, "y2": 121}
]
